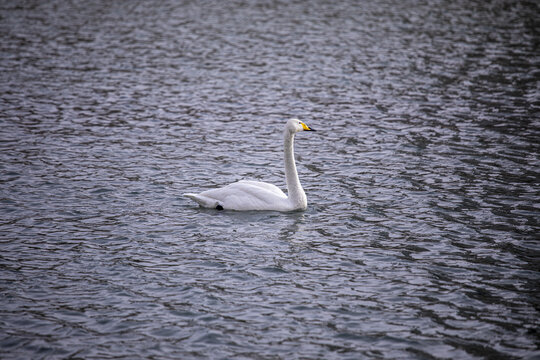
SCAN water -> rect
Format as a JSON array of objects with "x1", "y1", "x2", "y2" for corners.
[{"x1": 1, "y1": 0, "x2": 539, "y2": 358}]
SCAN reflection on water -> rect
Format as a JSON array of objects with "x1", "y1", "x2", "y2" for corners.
[{"x1": 1, "y1": 0, "x2": 539, "y2": 359}]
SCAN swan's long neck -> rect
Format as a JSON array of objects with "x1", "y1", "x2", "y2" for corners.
[{"x1": 284, "y1": 130, "x2": 306, "y2": 207}]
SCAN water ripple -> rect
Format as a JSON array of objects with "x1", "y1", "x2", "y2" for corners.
[{"x1": 1, "y1": 0, "x2": 539, "y2": 359}]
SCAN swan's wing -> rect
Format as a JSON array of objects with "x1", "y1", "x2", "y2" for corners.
[
  {"x1": 238, "y1": 180, "x2": 286, "y2": 197},
  {"x1": 187, "y1": 181, "x2": 289, "y2": 211}
]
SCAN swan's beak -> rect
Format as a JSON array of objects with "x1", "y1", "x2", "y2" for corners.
[{"x1": 301, "y1": 122, "x2": 316, "y2": 131}]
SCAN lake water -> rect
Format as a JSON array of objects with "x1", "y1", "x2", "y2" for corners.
[{"x1": 1, "y1": 0, "x2": 539, "y2": 359}]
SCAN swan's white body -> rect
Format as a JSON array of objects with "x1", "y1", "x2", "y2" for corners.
[{"x1": 184, "y1": 118, "x2": 315, "y2": 212}]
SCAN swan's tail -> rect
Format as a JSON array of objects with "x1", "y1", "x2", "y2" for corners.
[{"x1": 183, "y1": 193, "x2": 217, "y2": 208}]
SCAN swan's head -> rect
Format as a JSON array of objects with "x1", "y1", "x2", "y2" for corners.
[{"x1": 286, "y1": 118, "x2": 316, "y2": 134}]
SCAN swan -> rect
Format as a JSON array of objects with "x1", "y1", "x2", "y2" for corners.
[{"x1": 184, "y1": 118, "x2": 316, "y2": 211}]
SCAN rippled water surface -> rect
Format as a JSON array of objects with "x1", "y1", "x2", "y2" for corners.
[{"x1": 1, "y1": 0, "x2": 539, "y2": 359}]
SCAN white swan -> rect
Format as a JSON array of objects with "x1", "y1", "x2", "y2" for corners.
[{"x1": 184, "y1": 118, "x2": 316, "y2": 212}]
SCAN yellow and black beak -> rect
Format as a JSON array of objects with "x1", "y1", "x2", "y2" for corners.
[{"x1": 301, "y1": 122, "x2": 316, "y2": 131}]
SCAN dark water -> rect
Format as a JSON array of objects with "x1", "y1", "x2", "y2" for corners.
[{"x1": 1, "y1": 0, "x2": 539, "y2": 358}]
